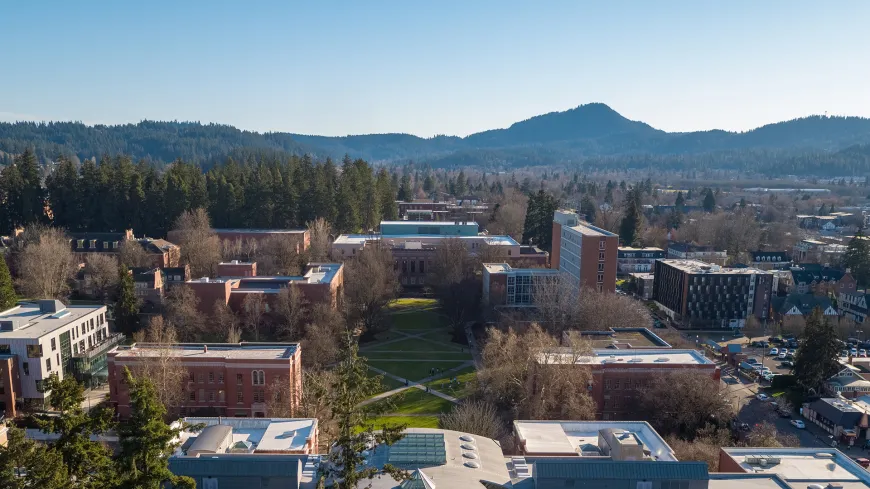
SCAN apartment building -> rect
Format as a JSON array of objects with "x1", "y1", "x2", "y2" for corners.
[
  {"x1": 107, "y1": 342, "x2": 302, "y2": 418},
  {"x1": 793, "y1": 238, "x2": 848, "y2": 265},
  {"x1": 0, "y1": 301, "x2": 120, "y2": 416},
  {"x1": 653, "y1": 260, "x2": 774, "y2": 329},
  {"x1": 551, "y1": 210, "x2": 619, "y2": 293},
  {"x1": 666, "y1": 242, "x2": 728, "y2": 266},
  {"x1": 617, "y1": 246, "x2": 666, "y2": 275},
  {"x1": 537, "y1": 348, "x2": 719, "y2": 420}
]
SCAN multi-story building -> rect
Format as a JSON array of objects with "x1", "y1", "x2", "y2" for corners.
[
  {"x1": 747, "y1": 251, "x2": 792, "y2": 270},
  {"x1": 206, "y1": 228, "x2": 309, "y2": 254},
  {"x1": 793, "y1": 238, "x2": 848, "y2": 265},
  {"x1": 481, "y1": 263, "x2": 559, "y2": 307},
  {"x1": 107, "y1": 342, "x2": 302, "y2": 418},
  {"x1": 629, "y1": 272, "x2": 655, "y2": 300},
  {"x1": 551, "y1": 210, "x2": 619, "y2": 293},
  {"x1": 787, "y1": 264, "x2": 854, "y2": 295},
  {"x1": 512, "y1": 420, "x2": 678, "y2": 460},
  {"x1": 617, "y1": 246, "x2": 666, "y2": 275},
  {"x1": 69, "y1": 230, "x2": 181, "y2": 268},
  {"x1": 537, "y1": 348, "x2": 719, "y2": 420},
  {"x1": 0, "y1": 301, "x2": 121, "y2": 416},
  {"x1": 666, "y1": 242, "x2": 728, "y2": 266},
  {"x1": 131, "y1": 267, "x2": 165, "y2": 307},
  {"x1": 653, "y1": 260, "x2": 774, "y2": 329},
  {"x1": 185, "y1": 262, "x2": 343, "y2": 314},
  {"x1": 397, "y1": 199, "x2": 491, "y2": 222},
  {"x1": 718, "y1": 447, "x2": 870, "y2": 488}
]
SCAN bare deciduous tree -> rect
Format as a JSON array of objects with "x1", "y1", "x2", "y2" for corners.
[
  {"x1": 534, "y1": 277, "x2": 650, "y2": 334},
  {"x1": 746, "y1": 421, "x2": 800, "y2": 448},
  {"x1": 477, "y1": 324, "x2": 596, "y2": 420},
  {"x1": 307, "y1": 217, "x2": 332, "y2": 262},
  {"x1": 164, "y1": 285, "x2": 204, "y2": 341},
  {"x1": 428, "y1": 238, "x2": 480, "y2": 338},
  {"x1": 594, "y1": 206, "x2": 621, "y2": 233},
  {"x1": 300, "y1": 303, "x2": 346, "y2": 369},
  {"x1": 17, "y1": 226, "x2": 78, "y2": 299},
  {"x1": 439, "y1": 400, "x2": 506, "y2": 440},
  {"x1": 743, "y1": 316, "x2": 767, "y2": 343},
  {"x1": 488, "y1": 189, "x2": 528, "y2": 242},
  {"x1": 119, "y1": 240, "x2": 152, "y2": 268},
  {"x1": 256, "y1": 235, "x2": 302, "y2": 276},
  {"x1": 666, "y1": 425, "x2": 732, "y2": 471},
  {"x1": 242, "y1": 293, "x2": 267, "y2": 341},
  {"x1": 83, "y1": 253, "x2": 120, "y2": 302},
  {"x1": 265, "y1": 374, "x2": 298, "y2": 418},
  {"x1": 296, "y1": 368, "x2": 338, "y2": 451},
  {"x1": 344, "y1": 244, "x2": 399, "y2": 340},
  {"x1": 212, "y1": 300, "x2": 240, "y2": 343},
  {"x1": 131, "y1": 316, "x2": 188, "y2": 419},
  {"x1": 274, "y1": 285, "x2": 308, "y2": 341},
  {"x1": 172, "y1": 208, "x2": 221, "y2": 277},
  {"x1": 637, "y1": 370, "x2": 734, "y2": 438}
]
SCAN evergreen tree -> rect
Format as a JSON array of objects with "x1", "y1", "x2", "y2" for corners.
[
  {"x1": 397, "y1": 175, "x2": 413, "y2": 202},
  {"x1": 843, "y1": 227, "x2": 870, "y2": 286},
  {"x1": 454, "y1": 170, "x2": 468, "y2": 196},
  {"x1": 376, "y1": 169, "x2": 398, "y2": 221},
  {"x1": 45, "y1": 156, "x2": 81, "y2": 230},
  {"x1": 0, "y1": 255, "x2": 16, "y2": 311},
  {"x1": 674, "y1": 191, "x2": 685, "y2": 208},
  {"x1": 422, "y1": 173, "x2": 435, "y2": 194},
  {"x1": 702, "y1": 188, "x2": 716, "y2": 212},
  {"x1": 0, "y1": 426, "x2": 69, "y2": 489},
  {"x1": 522, "y1": 190, "x2": 560, "y2": 251},
  {"x1": 793, "y1": 308, "x2": 841, "y2": 394},
  {"x1": 115, "y1": 266, "x2": 139, "y2": 335},
  {"x1": 116, "y1": 368, "x2": 196, "y2": 489},
  {"x1": 619, "y1": 186, "x2": 644, "y2": 247},
  {"x1": 36, "y1": 375, "x2": 117, "y2": 488},
  {"x1": 739, "y1": 197, "x2": 747, "y2": 208},
  {"x1": 579, "y1": 194, "x2": 597, "y2": 222},
  {"x1": 17, "y1": 148, "x2": 46, "y2": 226},
  {"x1": 319, "y1": 334, "x2": 406, "y2": 488}
]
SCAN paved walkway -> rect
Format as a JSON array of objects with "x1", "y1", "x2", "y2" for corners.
[
  {"x1": 464, "y1": 321, "x2": 482, "y2": 368},
  {"x1": 360, "y1": 361, "x2": 472, "y2": 406},
  {"x1": 80, "y1": 384, "x2": 110, "y2": 412}
]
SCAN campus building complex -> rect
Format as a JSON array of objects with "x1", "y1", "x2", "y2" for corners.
[
  {"x1": 107, "y1": 342, "x2": 302, "y2": 419},
  {"x1": 0, "y1": 301, "x2": 120, "y2": 416}
]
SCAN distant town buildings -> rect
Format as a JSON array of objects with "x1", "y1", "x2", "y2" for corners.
[
  {"x1": 747, "y1": 251, "x2": 792, "y2": 271},
  {"x1": 107, "y1": 342, "x2": 302, "y2": 419},
  {"x1": 666, "y1": 242, "x2": 728, "y2": 266},
  {"x1": 68, "y1": 229, "x2": 181, "y2": 268},
  {"x1": 653, "y1": 260, "x2": 774, "y2": 329},
  {"x1": 617, "y1": 246, "x2": 666, "y2": 275},
  {"x1": 793, "y1": 238, "x2": 847, "y2": 265}
]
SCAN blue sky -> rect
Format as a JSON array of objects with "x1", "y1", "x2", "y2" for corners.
[{"x1": 1, "y1": 1, "x2": 868, "y2": 137}]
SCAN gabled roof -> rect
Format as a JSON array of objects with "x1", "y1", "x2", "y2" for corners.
[
  {"x1": 790, "y1": 266, "x2": 845, "y2": 285},
  {"x1": 774, "y1": 294, "x2": 834, "y2": 316}
]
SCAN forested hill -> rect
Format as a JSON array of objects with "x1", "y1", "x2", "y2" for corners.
[{"x1": 3, "y1": 104, "x2": 870, "y2": 175}]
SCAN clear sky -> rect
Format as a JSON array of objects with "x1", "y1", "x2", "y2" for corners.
[{"x1": 1, "y1": 1, "x2": 868, "y2": 137}]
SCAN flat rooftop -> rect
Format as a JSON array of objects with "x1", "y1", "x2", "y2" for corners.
[
  {"x1": 333, "y1": 234, "x2": 519, "y2": 246},
  {"x1": 380, "y1": 220, "x2": 478, "y2": 226},
  {"x1": 618, "y1": 246, "x2": 665, "y2": 252},
  {"x1": 722, "y1": 447, "x2": 870, "y2": 487},
  {"x1": 708, "y1": 474, "x2": 791, "y2": 489},
  {"x1": 538, "y1": 348, "x2": 713, "y2": 366},
  {"x1": 0, "y1": 302, "x2": 105, "y2": 340},
  {"x1": 564, "y1": 328, "x2": 671, "y2": 349},
  {"x1": 110, "y1": 343, "x2": 298, "y2": 360},
  {"x1": 482, "y1": 263, "x2": 560, "y2": 275},
  {"x1": 566, "y1": 222, "x2": 617, "y2": 237},
  {"x1": 212, "y1": 228, "x2": 306, "y2": 234},
  {"x1": 513, "y1": 420, "x2": 677, "y2": 461},
  {"x1": 175, "y1": 417, "x2": 317, "y2": 454},
  {"x1": 659, "y1": 259, "x2": 771, "y2": 275}
]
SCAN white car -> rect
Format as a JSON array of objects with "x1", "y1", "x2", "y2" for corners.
[
  {"x1": 791, "y1": 419, "x2": 805, "y2": 429},
  {"x1": 769, "y1": 348, "x2": 779, "y2": 355},
  {"x1": 778, "y1": 352, "x2": 787, "y2": 359},
  {"x1": 756, "y1": 393, "x2": 769, "y2": 401},
  {"x1": 861, "y1": 349, "x2": 868, "y2": 358}
]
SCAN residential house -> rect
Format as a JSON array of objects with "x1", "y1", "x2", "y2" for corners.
[
  {"x1": 771, "y1": 294, "x2": 838, "y2": 320},
  {"x1": 787, "y1": 265, "x2": 854, "y2": 295},
  {"x1": 802, "y1": 397, "x2": 870, "y2": 441},
  {"x1": 841, "y1": 292, "x2": 870, "y2": 324},
  {"x1": 748, "y1": 251, "x2": 792, "y2": 270},
  {"x1": 825, "y1": 363, "x2": 870, "y2": 400},
  {"x1": 69, "y1": 231, "x2": 181, "y2": 268}
]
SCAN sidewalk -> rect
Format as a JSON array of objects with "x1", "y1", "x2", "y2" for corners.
[
  {"x1": 360, "y1": 361, "x2": 471, "y2": 407},
  {"x1": 463, "y1": 321, "x2": 482, "y2": 369}
]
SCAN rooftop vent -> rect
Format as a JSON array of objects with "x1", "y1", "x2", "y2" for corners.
[
  {"x1": 464, "y1": 461, "x2": 480, "y2": 469},
  {"x1": 460, "y1": 443, "x2": 476, "y2": 451},
  {"x1": 655, "y1": 357, "x2": 670, "y2": 363},
  {"x1": 459, "y1": 435, "x2": 475, "y2": 442},
  {"x1": 38, "y1": 300, "x2": 66, "y2": 314},
  {"x1": 628, "y1": 358, "x2": 643, "y2": 363},
  {"x1": 462, "y1": 452, "x2": 478, "y2": 459}
]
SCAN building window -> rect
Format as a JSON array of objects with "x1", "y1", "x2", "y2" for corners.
[
  {"x1": 237, "y1": 390, "x2": 244, "y2": 404},
  {"x1": 605, "y1": 379, "x2": 612, "y2": 389},
  {"x1": 599, "y1": 240, "x2": 606, "y2": 250},
  {"x1": 252, "y1": 370, "x2": 265, "y2": 386},
  {"x1": 77, "y1": 239, "x2": 84, "y2": 249},
  {"x1": 208, "y1": 372, "x2": 214, "y2": 384},
  {"x1": 599, "y1": 252, "x2": 605, "y2": 261},
  {"x1": 208, "y1": 391, "x2": 215, "y2": 402},
  {"x1": 189, "y1": 391, "x2": 196, "y2": 401},
  {"x1": 89, "y1": 240, "x2": 97, "y2": 248},
  {"x1": 27, "y1": 345, "x2": 43, "y2": 358},
  {"x1": 198, "y1": 389, "x2": 204, "y2": 401},
  {"x1": 508, "y1": 249, "x2": 512, "y2": 256},
  {"x1": 103, "y1": 241, "x2": 109, "y2": 249},
  {"x1": 598, "y1": 263, "x2": 605, "y2": 272},
  {"x1": 218, "y1": 373, "x2": 224, "y2": 384},
  {"x1": 253, "y1": 390, "x2": 265, "y2": 403},
  {"x1": 198, "y1": 373, "x2": 204, "y2": 384},
  {"x1": 237, "y1": 374, "x2": 243, "y2": 385},
  {"x1": 46, "y1": 358, "x2": 52, "y2": 371},
  {"x1": 419, "y1": 260, "x2": 425, "y2": 273},
  {"x1": 597, "y1": 274, "x2": 604, "y2": 283},
  {"x1": 614, "y1": 379, "x2": 621, "y2": 389},
  {"x1": 22, "y1": 362, "x2": 29, "y2": 375}
]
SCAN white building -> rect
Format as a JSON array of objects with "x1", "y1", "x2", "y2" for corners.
[{"x1": 0, "y1": 301, "x2": 110, "y2": 401}]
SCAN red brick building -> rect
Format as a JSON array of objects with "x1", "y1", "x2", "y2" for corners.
[
  {"x1": 185, "y1": 262, "x2": 344, "y2": 315},
  {"x1": 107, "y1": 343, "x2": 302, "y2": 419},
  {"x1": 551, "y1": 210, "x2": 619, "y2": 293},
  {"x1": 68, "y1": 230, "x2": 181, "y2": 268},
  {"x1": 538, "y1": 349, "x2": 720, "y2": 420},
  {"x1": 0, "y1": 355, "x2": 21, "y2": 417}
]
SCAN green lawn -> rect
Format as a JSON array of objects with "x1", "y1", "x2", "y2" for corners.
[
  {"x1": 368, "y1": 360, "x2": 468, "y2": 382},
  {"x1": 363, "y1": 337, "x2": 464, "y2": 353},
  {"x1": 363, "y1": 351, "x2": 472, "y2": 361},
  {"x1": 367, "y1": 370, "x2": 406, "y2": 393},
  {"x1": 356, "y1": 416, "x2": 441, "y2": 432},
  {"x1": 423, "y1": 366, "x2": 477, "y2": 399},
  {"x1": 369, "y1": 388, "x2": 455, "y2": 415}
]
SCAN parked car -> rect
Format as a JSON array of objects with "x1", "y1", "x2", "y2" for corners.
[
  {"x1": 860, "y1": 349, "x2": 868, "y2": 358},
  {"x1": 757, "y1": 393, "x2": 769, "y2": 401},
  {"x1": 745, "y1": 358, "x2": 758, "y2": 365},
  {"x1": 781, "y1": 360, "x2": 794, "y2": 368},
  {"x1": 769, "y1": 348, "x2": 779, "y2": 355},
  {"x1": 851, "y1": 348, "x2": 859, "y2": 356},
  {"x1": 791, "y1": 419, "x2": 805, "y2": 429},
  {"x1": 789, "y1": 349, "x2": 797, "y2": 355},
  {"x1": 841, "y1": 350, "x2": 850, "y2": 357},
  {"x1": 779, "y1": 409, "x2": 792, "y2": 418},
  {"x1": 778, "y1": 352, "x2": 787, "y2": 359}
]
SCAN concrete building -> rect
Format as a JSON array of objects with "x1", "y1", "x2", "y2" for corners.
[
  {"x1": 794, "y1": 238, "x2": 847, "y2": 265},
  {"x1": 481, "y1": 263, "x2": 559, "y2": 307},
  {"x1": 653, "y1": 260, "x2": 774, "y2": 329},
  {"x1": 718, "y1": 447, "x2": 870, "y2": 488},
  {"x1": 667, "y1": 243, "x2": 728, "y2": 266},
  {"x1": 169, "y1": 417, "x2": 319, "y2": 488},
  {"x1": 0, "y1": 301, "x2": 119, "y2": 416},
  {"x1": 380, "y1": 220, "x2": 479, "y2": 236},
  {"x1": 617, "y1": 247, "x2": 666, "y2": 275},
  {"x1": 551, "y1": 210, "x2": 619, "y2": 293},
  {"x1": 512, "y1": 420, "x2": 678, "y2": 460},
  {"x1": 69, "y1": 230, "x2": 181, "y2": 268},
  {"x1": 537, "y1": 349, "x2": 719, "y2": 420},
  {"x1": 629, "y1": 272, "x2": 655, "y2": 300},
  {"x1": 107, "y1": 343, "x2": 302, "y2": 419},
  {"x1": 397, "y1": 199, "x2": 491, "y2": 222},
  {"x1": 562, "y1": 327, "x2": 671, "y2": 350},
  {"x1": 185, "y1": 262, "x2": 344, "y2": 314}
]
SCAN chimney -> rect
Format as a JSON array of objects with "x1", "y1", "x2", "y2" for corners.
[{"x1": 204, "y1": 345, "x2": 208, "y2": 353}]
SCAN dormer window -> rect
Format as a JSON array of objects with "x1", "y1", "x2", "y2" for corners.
[{"x1": 89, "y1": 240, "x2": 97, "y2": 248}]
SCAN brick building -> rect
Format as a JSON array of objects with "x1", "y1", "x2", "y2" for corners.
[
  {"x1": 481, "y1": 263, "x2": 559, "y2": 307},
  {"x1": 537, "y1": 349, "x2": 719, "y2": 420},
  {"x1": 69, "y1": 230, "x2": 181, "y2": 268},
  {"x1": 653, "y1": 259, "x2": 774, "y2": 329},
  {"x1": 550, "y1": 210, "x2": 619, "y2": 293},
  {"x1": 107, "y1": 343, "x2": 302, "y2": 419},
  {"x1": 185, "y1": 262, "x2": 344, "y2": 314},
  {"x1": 211, "y1": 229, "x2": 309, "y2": 254}
]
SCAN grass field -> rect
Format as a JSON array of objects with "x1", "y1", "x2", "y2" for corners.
[
  {"x1": 363, "y1": 351, "x2": 473, "y2": 361},
  {"x1": 368, "y1": 360, "x2": 468, "y2": 382},
  {"x1": 361, "y1": 416, "x2": 441, "y2": 431},
  {"x1": 423, "y1": 366, "x2": 477, "y2": 400},
  {"x1": 368, "y1": 387, "x2": 455, "y2": 415}
]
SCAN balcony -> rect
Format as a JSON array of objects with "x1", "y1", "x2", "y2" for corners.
[{"x1": 74, "y1": 332, "x2": 125, "y2": 360}]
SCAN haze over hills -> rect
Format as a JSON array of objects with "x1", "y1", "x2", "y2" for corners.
[{"x1": 2, "y1": 103, "x2": 870, "y2": 175}]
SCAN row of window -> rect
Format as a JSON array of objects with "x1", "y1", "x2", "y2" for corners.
[
  {"x1": 395, "y1": 260, "x2": 428, "y2": 274},
  {"x1": 185, "y1": 389, "x2": 267, "y2": 403},
  {"x1": 186, "y1": 370, "x2": 266, "y2": 387},
  {"x1": 74, "y1": 239, "x2": 120, "y2": 250}
]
